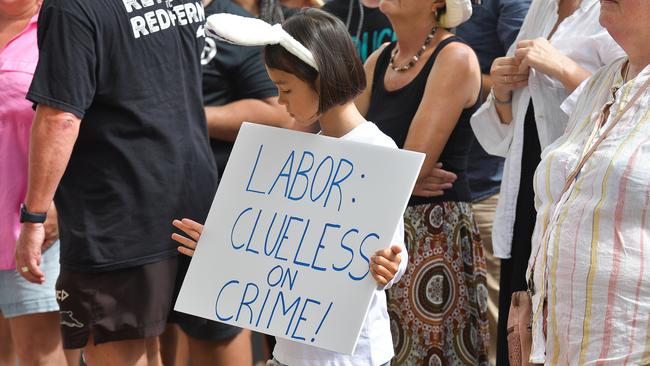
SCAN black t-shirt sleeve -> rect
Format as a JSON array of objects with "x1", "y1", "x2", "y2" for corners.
[
  {"x1": 233, "y1": 46, "x2": 278, "y2": 100},
  {"x1": 27, "y1": 3, "x2": 97, "y2": 119}
]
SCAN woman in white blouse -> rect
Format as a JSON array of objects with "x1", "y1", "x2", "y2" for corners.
[
  {"x1": 469, "y1": 0, "x2": 624, "y2": 362},
  {"x1": 528, "y1": 0, "x2": 650, "y2": 363}
]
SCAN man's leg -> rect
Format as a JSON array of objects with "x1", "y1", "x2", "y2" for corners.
[
  {"x1": 173, "y1": 254, "x2": 253, "y2": 365},
  {"x1": 188, "y1": 329, "x2": 252, "y2": 365},
  {"x1": 0, "y1": 312, "x2": 16, "y2": 366},
  {"x1": 83, "y1": 336, "x2": 148, "y2": 366},
  {"x1": 9, "y1": 312, "x2": 67, "y2": 366},
  {"x1": 145, "y1": 335, "x2": 162, "y2": 365},
  {"x1": 65, "y1": 349, "x2": 82, "y2": 366},
  {"x1": 473, "y1": 194, "x2": 501, "y2": 366},
  {"x1": 159, "y1": 324, "x2": 189, "y2": 366}
]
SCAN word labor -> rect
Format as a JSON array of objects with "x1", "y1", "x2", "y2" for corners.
[
  {"x1": 215, "y1": 265, "x2": 334, "y2": 343},
  {"x1": 121, "y1": 0, "x2": 206, "y2": 39},
  {"x1": 245, "y1": 145, "x2": 356, "y2": 212}
]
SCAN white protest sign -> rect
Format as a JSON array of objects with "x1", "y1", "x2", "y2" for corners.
[{"x1": 175, "y1": 123, "x2": 424, "y2": 354}]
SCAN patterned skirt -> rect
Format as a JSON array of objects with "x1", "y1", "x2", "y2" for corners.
[{"x1": 388, "y1": 202, "x2": 490, "y2": 365}]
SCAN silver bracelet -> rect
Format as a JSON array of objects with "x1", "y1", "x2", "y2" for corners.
[{"x1": 491, "y1": 88, "x2": 512, "y2": 105}]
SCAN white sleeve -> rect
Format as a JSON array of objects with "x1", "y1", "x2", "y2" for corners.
[
  {"x1": 378, "y1": 218, "x2": 407, "y2": 290},
  {"x1": 470, "y1": 95, "x2": 515, "y2": 158}
]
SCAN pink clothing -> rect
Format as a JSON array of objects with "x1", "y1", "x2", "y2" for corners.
[{"x1": 0, "y1": 14, "x2": 39, "y2": 270}]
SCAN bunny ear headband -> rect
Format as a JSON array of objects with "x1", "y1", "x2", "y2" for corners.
[
  {"x1": 204, "y1": 13, "x2": 319, "y2": 71},
  {"x1": 439, "y1": 0, "x2": 472, "y2": 28}
]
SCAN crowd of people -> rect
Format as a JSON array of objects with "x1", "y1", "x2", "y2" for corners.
[{"x1": 1, "y1": 0, "x2": 649, "y2": 365}]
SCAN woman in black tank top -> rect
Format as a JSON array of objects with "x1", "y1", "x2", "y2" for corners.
[{"x1": 355, "y1": 0, "x2": 490, "y2": 364}]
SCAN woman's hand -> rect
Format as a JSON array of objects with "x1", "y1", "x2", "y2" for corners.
[
  {"x1": 490, "y1": 56, "x2": 529, "y2": 101},
  {"x1": 413, "y1": 162, "x2": 457, "y2": 197},
  {"x1": 370, "y1": 245, "x2": 402, "y2": 287},
  {"x1": 171, "y1": 218, "x2": 204, "y2": 257},
  {"x1": 514, "y1": 38, "x2": 568, "y2": 80},
  {"x1": 515, "y1": 38, "x2": 590, "y2": 93}
]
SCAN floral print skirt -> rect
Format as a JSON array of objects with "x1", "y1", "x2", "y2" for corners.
[{"x1": 388, "y1": 202, "x2": 490, "y2": 366}]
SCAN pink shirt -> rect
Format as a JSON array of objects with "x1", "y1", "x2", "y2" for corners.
[{"x1": 0, "y1": 14, "x2": 39, "y2": 270}]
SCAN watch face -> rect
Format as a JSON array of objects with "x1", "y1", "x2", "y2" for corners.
[{"x1": 19, "y1": 204, "x2": 27, "y2": 222}]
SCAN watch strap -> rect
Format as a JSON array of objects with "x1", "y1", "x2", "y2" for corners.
[{"x1": 20, "y1": 203, "x2": 47, "y2": 224}]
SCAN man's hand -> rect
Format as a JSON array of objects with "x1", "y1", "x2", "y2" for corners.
[
  {"x1": 43, "y1": 204, "x2": 59, "y2": 251},
  {"x1": 15, "y1": 223, "x2": 46, "y2": 284}
]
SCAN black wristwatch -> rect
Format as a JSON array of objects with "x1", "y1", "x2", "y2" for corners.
[{"x1": 19, "y1": 203, "x2": 47, "y2": 224}]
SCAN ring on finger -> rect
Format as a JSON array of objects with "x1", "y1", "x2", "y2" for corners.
[
  {"x1": 504, "y1": 75, "x2": 510, "y2": 83},
  {"x1": 21, "y1": 266, "x2": 29, "y2": 273}
]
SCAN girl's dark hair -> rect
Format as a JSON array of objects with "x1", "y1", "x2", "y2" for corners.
[{"x1": 264, "y1": 8, "x2": 366, "y2": 114}]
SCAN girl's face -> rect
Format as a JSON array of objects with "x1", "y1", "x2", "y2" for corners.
[{"x1": 266, "y1": 67, "x2": 320, "y2": 125}]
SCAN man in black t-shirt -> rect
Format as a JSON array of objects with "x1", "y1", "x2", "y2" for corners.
[
  {"x1": 202, "y1": 0, "x2": 294, "y2": 176},
  {"x1": 15, "y1": 0, "x2": 218, "y2": 361}
]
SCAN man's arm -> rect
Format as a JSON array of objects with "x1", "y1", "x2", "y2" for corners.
[
  {"x1": 479, "y1": 1, "x2": 530, "y2": 104},
  {"x1": 497, "y1": 0, "x2": 531, "y2": 51},
  {"x1": 16, "y1": 105, "x2": 80, "y2": 284},
  {"x1": 25, "y1": 105, "x2": 80, "y2": 211},
  {"x1": 205, "y1": 96, "x2": 308, "y2": 142}
]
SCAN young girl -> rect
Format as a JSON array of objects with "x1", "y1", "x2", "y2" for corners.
[{"x1": 172, "y1": 8, "x2": 409, "y2": 366}]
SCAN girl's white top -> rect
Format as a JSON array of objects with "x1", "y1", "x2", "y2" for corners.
[
  {"x1": 273, "y1": 122, "x2": 408, "y2": 366},
  {"x1": 469, "y1": 0, "x2": 624, "y2": 259}
]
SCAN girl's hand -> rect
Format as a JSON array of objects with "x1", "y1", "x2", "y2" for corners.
[
  {"x1": 370, "y1": 245, "x2": 403, "y2": 287},
  {"x1": 171, "y1": 218, "x2": 204, "y2": 257}
]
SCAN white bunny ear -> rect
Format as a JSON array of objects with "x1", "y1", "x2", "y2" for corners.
[
  {"x1": 438, "y1": 0, "x2": 472, "y2": 28},
  {"x1": 273, "y1": 24, "x2": 319, "y2": 71},
  {"x1": 205, "y1": 13, "x2": 276, "y2": 46},
  {"x1": 204, "y1": 13, "x2": 319, "y2": 71}
]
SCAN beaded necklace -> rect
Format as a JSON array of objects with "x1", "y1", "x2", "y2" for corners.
[{"x1": 389, "y1": 26, "x2": 438, "y2": 72}]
